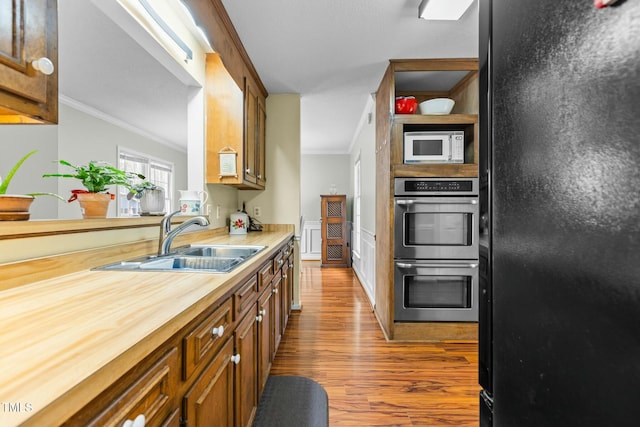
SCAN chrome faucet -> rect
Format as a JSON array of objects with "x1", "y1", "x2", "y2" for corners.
[{"x1": 158, "y1": 210, "x2": 210, "y2": 256}]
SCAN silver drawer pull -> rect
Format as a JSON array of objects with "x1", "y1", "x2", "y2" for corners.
[
  {"x1": 396, "y1": 199, "x2": 477, "y2": 205},
  {"x1": 396, "y1": 262, "x2": 478, "y2": 269}
]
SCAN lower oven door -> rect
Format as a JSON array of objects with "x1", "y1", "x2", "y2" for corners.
[
  {"x1": 394, "y1": 260, "x2": 479, "y2": 322},
  {"x1": 394, "y1": 197, "x2": 479, "y2": 259}
]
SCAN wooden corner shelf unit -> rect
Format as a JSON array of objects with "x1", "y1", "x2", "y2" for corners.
[{"x1": 374, "y1": 58, "x2": 479, "y2": 341}]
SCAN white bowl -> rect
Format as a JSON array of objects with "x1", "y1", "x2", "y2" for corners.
[{"x1": 419, "y1": 98, "x2": 455, "y2": 115}]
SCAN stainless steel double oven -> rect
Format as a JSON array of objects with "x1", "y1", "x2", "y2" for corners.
[{"x1": 394, "y1": 178, "x2": 479, "y2": 322}]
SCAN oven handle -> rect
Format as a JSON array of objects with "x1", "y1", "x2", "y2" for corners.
[
  {"x1": 396, "y1": 199, "x2": 478, "y2": 205},
  {"x1": 396, "y1": 262, "x2": 479, "y2": 269}
]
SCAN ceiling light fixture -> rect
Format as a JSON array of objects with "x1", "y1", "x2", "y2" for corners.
[
  {"x1": 118, "y1": 0, "x2": 193, "y2": 62},
  {"x1": 419, "y1": 0, "x2": 474, "y2": 20}
]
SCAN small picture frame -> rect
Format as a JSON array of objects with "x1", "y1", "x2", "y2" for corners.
[{"x1": 219, "y1": 146, "x2": 237, "y2": 178}]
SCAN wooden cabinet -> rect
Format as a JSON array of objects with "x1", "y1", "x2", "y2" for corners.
[
  {"x1": 63, "y1": 348, "x2": 179, "y2": 427},
  {"x1": 234, "y1": 308, "x2": 258, "y2": 427},
  {"x1": 257, "y1": 282, "x2": 273, "y2": 394},
  {"x1": 257, "y1": 97, "x2": 267, "y2": 188},
  {"x1": 203, "y1": 58, "x2": 267, "y2": 190},
  {"x1": 281, "y1": 242, "x2": 294, "y2": 330},
  {"x1": 0, "y1": 0, "x2": 58, "y2": 123},
  {"x1": 375, "y1": 58, "x2": 479, "y2": 340},
  {"x1": 63, "y1": 238, "x2": 295, "y2": 427},
  {"x1": 183, "y1": 338, "x2": 235, "y2": 427},
  {"x1": 321, "y1": 195, "x2": 349, "y2": 267},
  {"x1": 271, "y1": 271, "x2": 283, "y2": 359},
  {"x1": 183, "y1": 299, "x2": 233, "y2": 381}
]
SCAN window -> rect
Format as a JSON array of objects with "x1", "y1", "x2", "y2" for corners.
[
  {"x1": 118, "y1": 149, "x2": 174, "y2": 217},
  {"x1": 353, "y1": 156, "x2": 361, "y2": 256}
]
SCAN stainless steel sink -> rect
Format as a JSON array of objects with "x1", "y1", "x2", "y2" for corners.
[
  {"x1": 176, "y1": 244, "x2": 265, "y2": 259},
  {"x1": 93, "y1": 244, "x2": 266, "y2": 273}
]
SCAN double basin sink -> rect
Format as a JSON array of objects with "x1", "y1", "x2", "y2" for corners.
[{"x1": 94, "y1": 244, "x2": 266, "y2": 274}]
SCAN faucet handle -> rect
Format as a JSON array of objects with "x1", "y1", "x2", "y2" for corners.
[{"x1": 161, "y1": 210, "x2": 182, "y2": 233}]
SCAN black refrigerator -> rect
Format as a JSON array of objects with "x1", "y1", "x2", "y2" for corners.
[{"x1": 478, "y1": 0, "x2": 640, "y2": 426}]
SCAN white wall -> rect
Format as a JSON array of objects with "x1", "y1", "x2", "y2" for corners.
[
  {"x1": 56, "y1": 103, "x2": 188, "y2": 219},
  {"x1": 0, "y1": 102, "x2": 188, "y2": 220},
  {"x1": 0, "y1": 124, "x2": 59, "y2": 219},
  {"x1": 240, "y1": 94, "x2": 302, "y2": 307},
  {"x1": 301, "y1": 154, "x2": 351, "y2": 222},
  {"x1": 348, "y1": 94, "x2": 377, "y2": 306},
  {"x1": 240, "y1": 94, "x2": 301, "y2": 234}
]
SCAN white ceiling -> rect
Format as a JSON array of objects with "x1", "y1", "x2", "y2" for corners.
[
  {"x1": 58, "y1": 0, "x2": 191, "y2": 149},
  {"x1": 58, "y1": 0, "x2": 478, "y2": 154}
]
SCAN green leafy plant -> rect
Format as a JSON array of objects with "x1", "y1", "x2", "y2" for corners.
[
  {"x1": 0, "y1": 150, "x2": 63, "y2": 199},
  {"x1": 43, "y1": 160, "x2": 145, "y2": 193},
  {"x1": 126, "y1": 181, "x2": 159, "y2": 200}
]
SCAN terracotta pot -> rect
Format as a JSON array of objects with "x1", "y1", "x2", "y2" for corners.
[
  {"x1": 76, "y1": 192, "x2": 112, "y2": 219},
  {"x1": 0, "y1": 195, "x2": 34, "y2": 221}
]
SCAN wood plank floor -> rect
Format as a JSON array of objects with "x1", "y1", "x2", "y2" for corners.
[{"x1": 270, "y1": 262, "x2": 480, "y2": 427}]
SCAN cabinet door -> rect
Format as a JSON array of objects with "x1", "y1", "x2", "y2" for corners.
[
  {"x1": 257, "y1": 284, "x2": 273, "y2": 395},
  {"x1": 183, "y1": 339, "x2": 234, "y2": 427},
  {"x1": 243, "y1": 78, "x2": 258, "y2": 185},
  {"x1": 205, "y1": 53, "x2": 243, "y2": 185},
  {"x1": 271, "y1": 272, "x2": 282, "y2": 358},
  {"x1": 282, "y1": 248, "x2": 294, "y2": 330},
  {"x1": 234, "y1": 307, "x2": 258, "y2": 427},
  {"x1": 321, "y1": 195, "x2": 349, "y2": 267},
  {"x1": 0, "y1": 0, "x2": 57, "y2": 123},
  {"x1": 256, "y1": 97, "x2": 267, "y2": 187}
]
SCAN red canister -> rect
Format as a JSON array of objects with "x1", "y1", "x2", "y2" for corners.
[{"x1": 395, "y1": 96, "x2": 418, "y2": 114}]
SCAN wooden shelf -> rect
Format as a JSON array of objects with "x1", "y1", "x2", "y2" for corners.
[
  {"x1": 394, "y1": 113, "x2": 477, "y2": 125},
  {"x1": 392, "y1": 163, "x2": 478, "y2": 178}
]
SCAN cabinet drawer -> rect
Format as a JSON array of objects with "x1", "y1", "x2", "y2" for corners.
[
  {"x1": 64, "y1": 347, "x2": 179, "y2": 427},
  {"x1": 235, "y1": 274, "x2": 258, "y2": 320},
  {"x1": 283, "y1": 241, "x2": 293, "y2": 259},
  {"x1": 257, "y1": 261, "x2": 274, "y2": 293},
  {"x1": 183, "y1": 298, "x2": 233, "y2": 380},
  {"x1": 273, "y1": 250, "x2": 285, "y2": 273}
]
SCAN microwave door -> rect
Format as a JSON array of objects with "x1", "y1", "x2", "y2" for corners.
[{"x1": 404, "y1": 136, "x2": 448, "y2": 163}]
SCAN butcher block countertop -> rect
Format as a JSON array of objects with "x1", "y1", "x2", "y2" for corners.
[{"x1": 0, "y1": 228, "x2": 294, "y2": 427}]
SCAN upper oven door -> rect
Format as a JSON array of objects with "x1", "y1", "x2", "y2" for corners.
[{"x1": 395, "y1": 196, "x2": 479, "y2": 259}]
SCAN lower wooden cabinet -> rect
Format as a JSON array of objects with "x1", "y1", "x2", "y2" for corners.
[
  {"x1": 234, "y1": 307, "x2": 258, "y2": 427},
  {"x1": 272, "y1": 272, "x2": 283, "y2": 359},
  {"x1": 257, "y1": 282, "x2": 273, "y2": 395},
  {"x1": 63, "y1": 238, "x2": 294, "y2": 427},
  {"x1": 183, "y1": 338, "x2": 234, "y2": 427},
  {"x1": 62, "y1": 347, "x2": 179, "y2": 427}
]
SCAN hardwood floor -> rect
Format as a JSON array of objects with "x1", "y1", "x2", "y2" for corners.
[{"x1": 270, "y1": 262, "x2": 480, "y2": 427}]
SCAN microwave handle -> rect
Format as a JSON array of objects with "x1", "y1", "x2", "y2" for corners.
[
  {"x1": 396, "y1": 262, "x2": 479, "y2": 269},
  {"x1": 396, "y1": 199, "x2": 478, "y2": 205}
]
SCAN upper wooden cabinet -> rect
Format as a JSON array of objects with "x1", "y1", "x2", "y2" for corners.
[
  {"x1": 0, "y1": 0, "x2": 58, "y2": 124},
  {"x1": 244, "y1": 76, "x2": 267, "y2": 187},
  {"x1": 204, "y1": 55, "x2": 267, "y2": 190},
  {"x1": 189, "y1": 0, "x2": 268, "y2": 190}
]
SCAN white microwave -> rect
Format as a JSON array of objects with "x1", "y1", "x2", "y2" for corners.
[{"x1": 403, "y1": 131, "x2": 465, "y2": 164}]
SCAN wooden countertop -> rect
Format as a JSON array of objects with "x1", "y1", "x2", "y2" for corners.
[{"x1": 0, "y1": 229, "x2": 293, "y2": 427}]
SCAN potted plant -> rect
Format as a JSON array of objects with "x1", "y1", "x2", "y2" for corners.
[
  {"x1": 43, "y1": 160, "x2": 144, "y2": 219},
  {"x1": 0, "y1": 150, "x2": 64, "y2": 221},
  {"x1": 126, "y1": 181, "x2": 166, "y2": 215}
]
